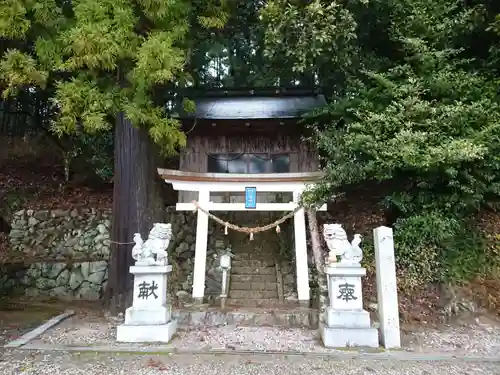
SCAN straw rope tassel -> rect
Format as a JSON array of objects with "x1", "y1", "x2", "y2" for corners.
[{"x1": 190, "y1": 200, "x2": 300, "y2": 238}]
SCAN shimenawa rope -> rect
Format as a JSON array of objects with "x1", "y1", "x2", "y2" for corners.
[
  {"x1": 108, "y1": 201, "x2": 301, "y2": 245},
  {"x1": 191, "y1": 200, "x2": 301, "y2": 240}
]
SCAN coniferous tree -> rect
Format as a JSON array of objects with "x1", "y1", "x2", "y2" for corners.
[{"x1": 0, "y1": 0, "x2": 227, "y2": 312}]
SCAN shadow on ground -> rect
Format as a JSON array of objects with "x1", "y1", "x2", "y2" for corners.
[{"x1": 0, "y1": 297, "x2": 102, "y2": 346}]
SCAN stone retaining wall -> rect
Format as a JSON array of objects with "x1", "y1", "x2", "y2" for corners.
[
  {"x1": 6, "y1": 208, "x2": 313, "y2": 306},
  {"x1": 168, "y1": 212, "x2": 226, "y2": 305},
  {"x1": 9, "y1": 208, "x2": 112, "y2": 299},
  {"x1": 6, "y1": 208, "x2": 226, "y2": 303},
  {"x1": 10, "y1": 208, "x2": 112, "y2": 259}
]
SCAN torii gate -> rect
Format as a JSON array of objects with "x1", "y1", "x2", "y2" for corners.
[{"x1": 157, "y1": 168, "x2": 326, "y2": 306}]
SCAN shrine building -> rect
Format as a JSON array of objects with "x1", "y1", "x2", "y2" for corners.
[{"x1": 158, "y1": 88, "x2": 327, "y2": 308}]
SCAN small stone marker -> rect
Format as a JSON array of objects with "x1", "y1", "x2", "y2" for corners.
[
  {"x1": 116, "y1": 223, "x2": 177, "y2": 343},
  {"x1": 374, "y1": 226, "x2": 401, "y2": 349},
  {"x1": 320, "y1": 224, "x2": 378, "y2": 348}
]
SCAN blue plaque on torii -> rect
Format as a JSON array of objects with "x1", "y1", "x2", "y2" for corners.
[{"x1": 245, "y1": 187, "x2": 257, "y2": 209}]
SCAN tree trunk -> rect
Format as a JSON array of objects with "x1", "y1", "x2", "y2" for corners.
[
  {"x1": 306, "y1": 208, "x2": 328, "y2": 314},
  {"x1": 105, "y1": 113, "x2": 165, "y2": 315},
  {"x1": 306, "y1": 209, "x2": 323, "y2": 272}
]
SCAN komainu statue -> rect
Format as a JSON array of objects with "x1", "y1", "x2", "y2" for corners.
[
  {"x1": 323, "y1": 223, "x2": 363, "y2": 266},
  {"x1": 131, "y1": 223, "x2": 172, "y2": 266}
]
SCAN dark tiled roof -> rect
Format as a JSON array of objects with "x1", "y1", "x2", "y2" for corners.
[{"x1": 176, "y1": 95, "x2": 327, "y2": 120}]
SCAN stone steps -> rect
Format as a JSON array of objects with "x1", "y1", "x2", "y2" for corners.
[
  {"x1": 228, "y1": 241, "x2": 281, "y2": 306},
  {"x1": 231, "y1": 266, "x2": 276, "y2": 275},
  {"x1": 227, "y1": 298, "x2": 282, "y2": 307},
  {"x1": 231, "y1": 274, "x2": 277, "y2": 283},
  {"x1": 173, "y1": 307, "x2": 318, "y2": 328},
  {"x1": 228, "y1": 298, "x2": 300, "y2": 308},
  {"x1": 231, "y1": 252, "x2": 272, "y2": 260},
  {"x1": 231, "y1": 259, "x2": 274, "y2": 268},
  {"x1": 230, "y1": 281, "x2": 278, "y2": 291},
  {"x1": 229, "y1": 290, "x2": 278, "y2": 299}
]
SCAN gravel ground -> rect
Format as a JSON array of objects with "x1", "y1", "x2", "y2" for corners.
[
  {"x1": 29, "y1": 314, "x2": 500, "y2": 356},
  {"x1": 0, "y1": 351, "x2": 499, "y2": 375},
  {"x1": 0, "y1": 325, "x2": 34, "y2": 346},
  {"x1": 0, "y1": 311, "x2": 61, "y2": 346}
]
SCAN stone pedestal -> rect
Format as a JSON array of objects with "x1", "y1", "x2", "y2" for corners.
[
  {"x1": 117, "y1": 265, "x2": 177, "y2": 343},
  {"x1": 320, "y1": 265, "x2": 378, "y2": 348}
]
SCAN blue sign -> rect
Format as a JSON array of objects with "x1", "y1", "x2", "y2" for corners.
[{"x1": 245, "y1": 187, "x2": 257, "y2": 209}]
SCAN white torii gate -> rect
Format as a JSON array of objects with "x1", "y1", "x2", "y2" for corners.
[{"x1": 157, "y1": 168, "x2": 326, "y2": 306}]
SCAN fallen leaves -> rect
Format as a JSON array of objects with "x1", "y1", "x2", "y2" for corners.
[
  {"x1": 0, "y1": 157, "x2": 112, "y2": 214},
  {"x1": 146, "y1": 358, "x2": 168, "y2": 371}
]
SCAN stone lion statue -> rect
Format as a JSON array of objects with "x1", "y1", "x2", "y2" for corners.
[
  {"x1": 132, "y1": 223, "x2": 172, "y2": 266},
  {"x1": 323, "y1": 223, "x2": 363, "y2": 266}
]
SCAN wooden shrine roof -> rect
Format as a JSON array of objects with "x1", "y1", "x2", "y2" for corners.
[{"x1": 174, "y1": 91, "x2": 327, "y2": 120}]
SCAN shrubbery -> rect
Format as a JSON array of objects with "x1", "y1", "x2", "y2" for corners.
[
  {"x1": 308, "y1": 38, "x2": 500, "y2": 291},
  {"x1": 261, "y1": 0, "x2": 500, "y2": 293},
  {"x1": 392, "y1": 213, "x2": 494, "y2": 290},
  {"x1": 72, "y1": 132, "x2": 114, "y2": 183}
]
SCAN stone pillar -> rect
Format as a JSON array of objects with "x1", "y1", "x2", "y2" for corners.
[
  {"x1": 373, "y1": 226, "x2": 401, "y2": 349},
  {"x1": 320, "y1": 265, "x2": 379, "y2": 347},
  {"x1": 320, "y1": 223, "x2": 378, "y2": 348},
  {"x1": 116, "y1": 223, "x2": 177, "y2": 343},
  {"x1": 117, "y1": 265, "x2": 177, "y2": 342},
  {"x1": 293, "y1": 190, "x2": 310, "y2": 306},
  {"x1": 192, "y1": 189, "x2": 210, "y2": 304}
]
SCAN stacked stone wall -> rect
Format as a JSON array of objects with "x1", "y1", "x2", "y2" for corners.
[
  {"x1": 5, "y1": 208, "x2": 303, "y2": 305},
  {"x1": 9, "y1": 208, "x2": 111, "y2": 299},
  {"x1": 6, "y1": 208, "x2": 204, "y2": 302}
]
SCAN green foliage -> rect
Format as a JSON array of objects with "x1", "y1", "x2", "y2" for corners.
[
  {"x1": 311, "y1": 45, "x2": 500, "y2": 216},
  {"x1": 59, "y1": 0, "x2": 138, "y2": 72},
  {"x1": 289, "y1": 0, "x2": 500, "y2": 287},
  {"x1": 123, "y1": 100, "x2": 185, "y2": 155},
  {"x1": 52, "y1": 77, "x2": 117, "y2": 135},
  {"x1": 261, "y1": 0, "x2": 357, "y2": 74},
  {"x1": 182, "y1": 98, "x2": 196, "y2": 115},
  {"x1": 385, "y1": 0, "x2": 485, "y2": 47},
  {"x1": 72, "y1": 132, "x2": 114, "y2": 182},
  {"x1": 0, "y1": 50, "x2": 48, "y2": 97},
  {"x1": 0, "y1": 0, "x2": 228, "y2": 154},
  {"x1": 393, "y1": 213, "x2": 493, "y2": 289},
  {"x1": 259, "y1": 0, "x2": 361, "y2": 91},
  {"x1": 131, "y1": 31, "x2": 186, "y2": 87},
  {"x1": 393, "y1": 213, "x2": 454, "y2": 289},
  {"x1": 490, "y1": 14, "x2": 500, "y2": 35},
  {"x1": 0, "y1": 0, "x2": 31, "y2": 39}
]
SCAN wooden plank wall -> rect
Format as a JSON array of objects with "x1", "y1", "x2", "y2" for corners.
[{"x1": 178, "y1": 135, "x2": 319, "y2": 203}]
